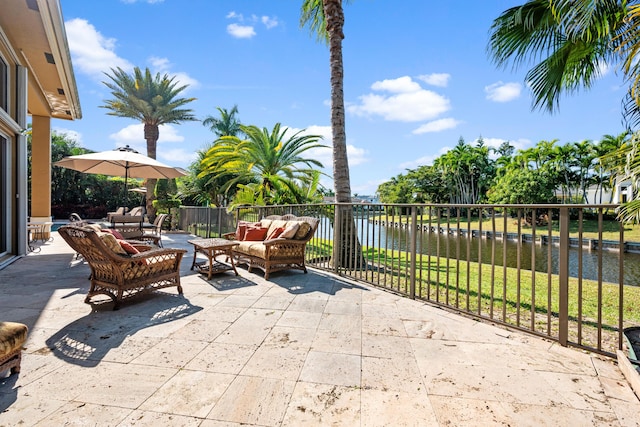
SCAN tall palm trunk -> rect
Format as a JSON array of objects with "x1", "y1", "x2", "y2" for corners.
[
  {"x1": 324, "y1": 0, "x2": 363, "y2": 268},
  {"x1": 144, "y1": 123, "x2": 159, "y2": 219}
]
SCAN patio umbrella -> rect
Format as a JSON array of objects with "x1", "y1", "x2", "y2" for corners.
[
  {"x1": 53, "y1": 145, "x2": 187, "y2": 203},
  {"x1": 129, "y1": 187, "x2": 147, "y2": 207}
]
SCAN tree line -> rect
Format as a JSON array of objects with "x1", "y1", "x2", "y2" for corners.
[{"x1": 376, "y1": 133, "x2": 630, "y2": 207}]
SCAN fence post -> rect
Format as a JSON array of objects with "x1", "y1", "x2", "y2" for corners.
[
  {"x1": 333, "y1": 204, "x2": 341, "y2": 275},
  {"x1": 558, "y1": 207, "x2": 569, "y2": 346},
  {"x1": 206, "y1": 206, "x2": 211, "y2": 238},
  {"x1": 409, "y1": 206, "x2": 417, "y2": 299}
]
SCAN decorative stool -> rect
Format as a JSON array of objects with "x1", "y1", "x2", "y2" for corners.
[{"x1": 0, "y1": 322, "x2": 28, "y2": 376}]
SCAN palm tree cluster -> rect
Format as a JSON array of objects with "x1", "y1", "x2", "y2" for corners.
[
  {"x1": 488, "y1": 0, "x2": 640, "y2": 221},
  {"x1": 377, "y1": 133, "x2": 631, "y2": 206},
  {"x1": 197, "y1": 123, "x2": 326, "y2": 209}
]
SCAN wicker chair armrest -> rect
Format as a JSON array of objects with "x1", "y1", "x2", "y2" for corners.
[{"x1": 130, "y1": 248, "x2": 187, "y2": 260}]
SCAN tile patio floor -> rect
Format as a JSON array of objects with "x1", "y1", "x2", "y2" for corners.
[{"x1": 1, "y1": 231, "x2": 639, "y2": 426}]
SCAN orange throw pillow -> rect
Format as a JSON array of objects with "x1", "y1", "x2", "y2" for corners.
[
  {"x1": 103, "y1": 228, "x2": 124, "y2": 240},
  {"x1": 118, "y1": 240, "x2": 140, "y2": 254},
  {"x1": 236, "y1": 221, "x2": 248, "y2": 240},
  {"x1": 243, "y1": 226, "x2": 269, "y2": 241},
  {"x1": 266, "y1": 227, "x2": 285, "y2": 240},
  {"x1": 236, "y1": 221, "x2": 260, "y2": 240}
]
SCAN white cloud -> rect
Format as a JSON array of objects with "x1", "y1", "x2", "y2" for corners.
[
  {"x1": 109, "y1": 124, "x2": 185, "y2": 148},
  {"x1": 157, "y1": 148, "x2": 198, "y2": 165},
  {"x1": 479, "y1": 137, "x2": 532, "y2": 154},
  {"x1": 353, "y1": 179, "x2": 387, "y2": 197},
  {"x1": 53, "y1": 127, "x2": 83, "y2": 144},
  {"x1": 261, "y1": 16, "x2": 279, "y2": 29},
  {"x1": 485, "y1": 81, "x2": 522, "y2": 102},
  {"x1": 371, "y1": 76, "x2": 421, "y2": 93},
  {"x1": 284, "y1": 124, "x2": 369, "y2": 170},
  {"x1": 227, "y1": 23, "x2": 256, "y2": 38},
  {"x1": 412, "y1": 118, "x2": 461, "y2": 134},
  {"x1": 148, "y1": 56, "x2": 199, "y2": 90},
  {"x1": 399, "y1": 146, "x2": 452, "y2": 169},
  {"x1": 418, "y1": 73, "x2": 451, "y2": 87},
  {"x1": 348, "y1": 76, "x2": 450, "y2": 122},
  {"x1": 65, "y1": 18, "x2": 133, "y2": 79},
  {"x1": 346, "y1": 145, "x2": 368, "y2": 166},
  {"x1": 226, "y1": 11, "x2": 242, "y2": 19},
  {"x1": 149, "y1": 56, "x2": 170, "y2": 71}
]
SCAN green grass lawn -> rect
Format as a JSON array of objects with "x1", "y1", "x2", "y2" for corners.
[{"x1": 307, "y1": 237, "x2": 638, "y2": 354}]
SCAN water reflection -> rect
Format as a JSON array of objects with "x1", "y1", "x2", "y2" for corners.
[{"x1": 345, "y1": 219, "x2": 637, "y2": 286}]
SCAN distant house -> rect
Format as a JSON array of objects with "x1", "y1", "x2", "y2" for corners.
[
  {"x1": 0, "y1": 0, "x2": 81, "y2": 268},
  {"x1": 585, "y1": 179, "x2": 633, "y2": 205},
  {"x1": 322, "y1": 195, "x2": 380, "y2": 204}
]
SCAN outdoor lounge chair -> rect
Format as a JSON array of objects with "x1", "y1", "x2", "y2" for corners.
[
  {"x1": 106, "y1": 207, "x2": 126, "y2": 222},
  {"x1": 140, "y1": 213, "x2": 168, "y2": 247},
  {"x1": 58, "y1": 225, "x2": 186, "y2": 309},
  {"x1": 108, "y1": 214, "x2": 144, "y2": 239},
  {"x1": 128, "y1": 206, "x2": 144, "y2": 217}
]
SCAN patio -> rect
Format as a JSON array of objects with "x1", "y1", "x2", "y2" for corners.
[{"x1": 0, "y1": 231, "x2": 638, "y2": 426}]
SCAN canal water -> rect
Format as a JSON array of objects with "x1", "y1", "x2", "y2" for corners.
[{"x1": 324, "y1": 217, "x2": 639, "y2": 286}]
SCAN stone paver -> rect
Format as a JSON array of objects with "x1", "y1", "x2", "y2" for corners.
[{"x1": 1, "y1": 231, "x2": 639, "y2": 426}]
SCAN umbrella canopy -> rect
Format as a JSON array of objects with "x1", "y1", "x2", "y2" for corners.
[{"x1": 54, "y1": 145, "x2": 187, "y2": 203}]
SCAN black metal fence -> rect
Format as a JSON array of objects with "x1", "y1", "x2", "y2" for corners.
[{"x1": 178, "y1": 203, "x2": 631, "y2": 357}]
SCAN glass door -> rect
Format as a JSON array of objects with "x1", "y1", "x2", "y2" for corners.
[{"x1": 0, "y1": 134, "x2": 9, "y2": 258}]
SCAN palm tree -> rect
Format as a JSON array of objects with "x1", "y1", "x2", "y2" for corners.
[
  {"x1": 487, "y1": 1, "x2": 640, "y2": 219},
  {"x1": 101, "y1": 66, "x2": 197, "y2": 218},
  {"x1": 488, "y1": 0, "x2": 629, "y2": 115},
  {"x1": 202, "y1": 105, "x2": 243, "y2": 138},
  {"x1": 596, "y1": 131, "x2": 630, "y2": 203},
  {"x1": 301, "y1": 0, "x2": 365, "y2": 269},
  {"x1": 300, "y1": 0, "x2": 351, "y2": 203},
  {"x1": 181, "y1": 149, "x2": 230, "y2": 207},
  {"x1": 603, "y1": 132, "x2": 640, "y2": 223},
  {"x1": 199, "y1": 123, "x2": 326, "y2": 207}
]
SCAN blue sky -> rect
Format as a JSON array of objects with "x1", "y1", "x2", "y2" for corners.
[{"x1": 54, "y1": 0, "x2": 628, "y2": 197}]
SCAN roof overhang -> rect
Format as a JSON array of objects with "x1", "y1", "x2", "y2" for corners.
[{"x1": 0, "y1": 0, "x2": 81, "y2": 121}]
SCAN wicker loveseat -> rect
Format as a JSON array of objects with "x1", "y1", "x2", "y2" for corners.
[
  {"x1": 223, "y1": 214, "x2": 319, "y2": 280},
  {"x1": 58, "y1": 225, "x2": 186, "y2": 309}
]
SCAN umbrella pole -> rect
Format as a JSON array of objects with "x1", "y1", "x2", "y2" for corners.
[{"x1": 123, "y1": 164, "x2": 129, "y2": 211}]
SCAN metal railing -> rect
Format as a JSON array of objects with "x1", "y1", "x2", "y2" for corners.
[
  {"x1": 178, "y1": 203, "x2": 631, "y2": 357},
  {"x1": 178, "y1": 206, "x2": 236, "y2": 238}
]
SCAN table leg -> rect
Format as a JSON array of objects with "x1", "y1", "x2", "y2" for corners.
[
  {"x1": 191, "y1": 246, "x2": 198, "y2": 270},
  {"x1": 207, "y1": 248, "x2": 213, "y2": 280},
  {"x1": 227, "y1": 249, "x2": 239, "y2": 276}
]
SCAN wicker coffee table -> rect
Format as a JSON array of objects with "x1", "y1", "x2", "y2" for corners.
[{"x1": 188, "y1": 238, "x2": 239, "y2": 279}]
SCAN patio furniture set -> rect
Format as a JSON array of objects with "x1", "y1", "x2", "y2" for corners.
[
  {"x1": 0, "y1": 214, "x2": 319, "y2": 378},
  {"x1": 55, "y1": 214, "x2": 319, "y2": 311}
]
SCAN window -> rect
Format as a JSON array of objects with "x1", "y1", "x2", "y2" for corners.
[
  {"x1": 0, "y1": 134, "x2": 8, "y2": 257},
  {"x1": 0, "y1": 57, "x2": 6, "y2": 111}
]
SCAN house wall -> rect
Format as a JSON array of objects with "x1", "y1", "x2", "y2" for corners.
[{"x1": 585, "y1": 180, "x2": 633, "y2": 205}]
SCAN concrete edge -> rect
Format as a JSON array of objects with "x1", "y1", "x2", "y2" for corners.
[{"x1": 617, "y1": 349, "x2": 640, "y2": 401}]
